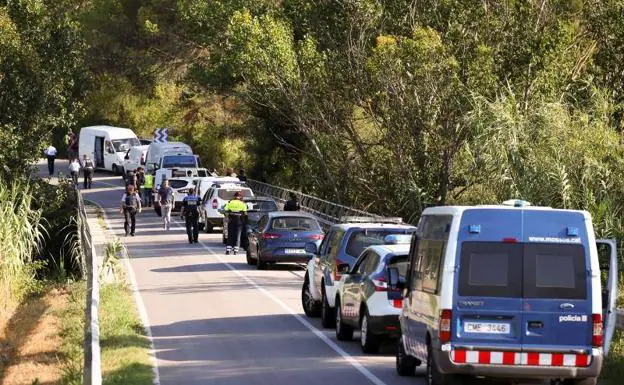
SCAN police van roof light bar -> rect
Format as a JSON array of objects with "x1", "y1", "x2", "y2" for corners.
[{"x1": 340, "y1": 216, "x2": 404, "y2": 224}]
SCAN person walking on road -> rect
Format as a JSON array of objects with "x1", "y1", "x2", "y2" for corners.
[
  {"x1": 181, "y1": 188, "x2": 201, "y2": 244},
  {"x1": 82, "y1": 154, "x2": 94, "y2": 189},
  {"x1": 120, "y1": 184, "x2": 142, "y2": 236},
  {"x1": 157, "y1": 179, "x2": 175, "y2": 230},
  {"x1": 284, "y1": 192, "x2": 301, "y2": 211},
  {"x1": 143, "y1": 170, "x2": 154, "y2": 207},
  {"x1": 44, "y1": 145, "x2": 57, "y2": 176},
  {"x1": 224, "y1": 191, "x2": 247, "y2": 255},
  {"x1": 69, "y1": 158, "x2": 81, "y2": 186},
  {"x1": 124, "y1": 168, "x2": 137, "y2": 187},
  {"x1": 136, "y1": 166, "x2": 146, "y2": 201}
]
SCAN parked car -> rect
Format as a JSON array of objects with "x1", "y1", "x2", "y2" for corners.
[
  {"x1": 393, "y1": 200, "x2": 619, "y2": 385},
  {"x1": 334, "y1": 234, "x2": 412, "y2": 353},
  {"x1": 123, "y1": 145, "x2": 149, "y2": 173},
  {"x1": 246, "y1": 211, "x2": 323, "y2": 270},
  {"x1": 301, "y1": 217, "x2": 417, "y2": 328},
  {"x1": 200, "y1": 183, "x2": 254, "y2": 232},
  {"x1": 78, "y1": 125, "x2": 140, "y2": 174},
  {"x1": 222, "y1": 196, "x2": 278, "y2": 245}
]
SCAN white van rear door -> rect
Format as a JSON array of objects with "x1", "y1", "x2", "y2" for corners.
[{"x1": 596, "y1": 239, "x2": 618, "y2": 356}]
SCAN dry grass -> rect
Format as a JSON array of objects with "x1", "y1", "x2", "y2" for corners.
[{"x1": 0, "y1": 286, "x2": 69, "y2": 385}]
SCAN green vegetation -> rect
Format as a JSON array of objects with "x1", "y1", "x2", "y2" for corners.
[{"x1": 59, "y1": 282, "x2": 86, "y2": 385}]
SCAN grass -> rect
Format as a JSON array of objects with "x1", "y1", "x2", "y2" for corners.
[
  {"x1": 602, "y1": 329, "x2": 624, "y2": 385},
  {"x1": 99, "y1": 282, "x2": 153, "y2": 385},
  {"x1": 58, "y1": 282, "x2": 86, "y2": 385}
]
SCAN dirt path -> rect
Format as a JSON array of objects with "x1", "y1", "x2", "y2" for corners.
[{"x1": 0, "y1": 287, "x2": 69, "y2": 385}]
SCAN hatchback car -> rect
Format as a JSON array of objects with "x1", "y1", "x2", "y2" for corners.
[
  {"x1": 222, "y1": 196, "x2": 279, "y2": 245},
  {"x1": 246, "y1": 212, "x2": 323, "y2": 270},
  {"x1": 200, "y1": 183, "x2": 254, "y2": 232}
]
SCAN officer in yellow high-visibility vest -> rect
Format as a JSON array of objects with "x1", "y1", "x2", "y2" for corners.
[
  {"x1": 224, "y1": 191, "x2": 247, "y2": 255},
  {"x1": 143, "y1": 172, "x2": 154, "y2": 207}
]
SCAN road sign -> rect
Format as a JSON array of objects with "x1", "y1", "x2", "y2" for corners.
[{"x1": 153, "y1": 128, "x2": 168, "y2": 143}]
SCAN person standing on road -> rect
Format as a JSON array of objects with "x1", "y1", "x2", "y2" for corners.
[
  {"x1": 181, "y1": 188, "x2": 201, "y2": 244},
  {"x1": 82, "y1": 154, "x2": 94, "y2": 189},
  {"x1": 44, "y1": 145, "x2": 57, "y2": 176},
  {"x1": 157, "y1": 179, "x2": 175, "y2": 230},
  {"x1": 284, "y1": 192, "x2": 301, "y2": 211},
  {"x1": 124, "y1": 168, "x2": 137, "y2": 187},
  {"x1": 224, "y1": 191, "x2": 247, "y2": 255},
  {"x1": 238, "y1": 169, "x2": 247, "y2": 182},
  {"x1": 136, "y1": 167, "x2": 146, "y2": 201},
  {"x1": 67, "y1": 130, "x2": 78, "y2": 160},
  {"x1": 68, "y1": 158, "x2": 81, "y2": 186},
  {"x1": 226, "y1": 167, "x2": 237, "y2": 178},
  {"x1": 120, "y1": 184, "x2": 142, "y2": 236},
  {"x1": 143, "y1": 171, "x2": 154, "y2": 207}
]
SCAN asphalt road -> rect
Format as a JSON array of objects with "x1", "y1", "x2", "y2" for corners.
[{"x1": 41, "y1": 161, "x2": 425, "y2": 385}]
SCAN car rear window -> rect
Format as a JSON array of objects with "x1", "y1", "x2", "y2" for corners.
[
  {"x1": 269, "y1": 217, "x2": 321, "y2": 231},
  {"x1": 387, "y1": 255, "x2": 409, "y2": 279},
  {"x1": 217, "y1": 188, "x2": 252, "y2": 200},
  {"x1": 246, "y1": 200, "x2": 277, "y2": 211},
  {"x1": 458, "y1": 242, "x2": 587, "y2": 299},
  {"x1": 346, "y1": 230, "x2": 400, "y2": 258},
  {"x1": 168, "y1": 180, "x2": 189, "y2": 189}
]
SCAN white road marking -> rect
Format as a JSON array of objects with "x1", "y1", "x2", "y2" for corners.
[{"x1": 170, "y1": 217, "x2": 389, "y2": 385}]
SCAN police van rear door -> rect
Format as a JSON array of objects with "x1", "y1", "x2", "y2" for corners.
[{"x1": 597, "y1": 239, "x2": 619, "y2": 356}]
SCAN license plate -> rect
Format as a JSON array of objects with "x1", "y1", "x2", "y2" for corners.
[
  {"x1": 464, "y1": 322, "x2": 510, "y2": 334},
  {"x1": 284, "y1": 248, "x2": 306, "y2": 255}
]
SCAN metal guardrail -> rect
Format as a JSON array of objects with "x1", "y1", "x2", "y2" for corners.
[
  {"x1": 246, "y1": 179, "x2": 383, "y2": 228},
  {"x1": 76, "y1": 189, "x2": 102, "y2": 385}
]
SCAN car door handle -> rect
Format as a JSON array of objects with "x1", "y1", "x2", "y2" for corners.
[
  {"x1": 560, "y1": 303, "x2": 574, "y2": 310},
  {"x1": 528, "y1": 321, "x2": 543, "y2": 329}
]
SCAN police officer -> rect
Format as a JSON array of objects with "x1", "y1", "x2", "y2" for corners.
[
  {"x1": 143, "y1": 171, "x2": 154, "y2": 207},
  {"x1": 181, "y1": 188, "x2": 201, "y2": 244},
  {"x1": 82, "y1": 154, "x2": 94, "y2": 189},
  {"x1": 224, "y1": 191, "x2": 247, "y2": 255},
  {"x1": 120, "y1": 184, "x2": 142, "y2": 236}
]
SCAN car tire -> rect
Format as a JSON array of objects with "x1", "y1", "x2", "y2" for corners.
[
  {"x1": 360, "y1": 309, "x2": 381, "y2": 354},
  {"x1": 335, "y1": 298, "x2": 353, "y2": 341},
  {"x1": 427, "y1": 342, "x2": 464, "y2": 385},
  {"x1": 396, "y1": 336, "x2": 418, "y2": 376},
  {"x1": 320, "y1": 286, "x2": 335, "y2": 328},
  {"x1": 301, "y1": 276, "x2": 321, "y2": 317},
  {"x1": 112, "y1": 164, "x2": 119, "y2": 175},
  {"x1": 246, "y1": 247, "x2": 254, "y2": 265},
  {"x1": 563, "y1": 378, "x2": 597, "y2": 385},
  {"x1": 256, "y1": 255, "x2": 266, "y2": 270}
]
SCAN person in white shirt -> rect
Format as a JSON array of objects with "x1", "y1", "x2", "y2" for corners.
[
  {"x1": 44, "y1": 145, "x2": 57, "y2": 176},
  {"x1": 68, "y1": 158, "x2": 81, "y2": 186}
]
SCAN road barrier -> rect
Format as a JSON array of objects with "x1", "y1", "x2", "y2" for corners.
[{"x1": 76, "y1": 189, "x2": 102, "y2": 385}]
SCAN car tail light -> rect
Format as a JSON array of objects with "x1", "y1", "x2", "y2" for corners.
[
  {"x1": 502, "y1": 237, "x2": 517, "y2": 243},
  {"x1": 439, "y1": 309, "x2": 452, "y2": 343},
  {"x1": 211, "y1": 199, "x2": 218, "y2": 209},
  {"x1": 391, "y1": 299, "x2": 403, "y2": 308},
  {"x1": 306, "y1": 234, "x2": 323, "y2": 240},
  {"x1": 592, "y1": 313, "x2": 603, "y2": 347},
  {"x1": 262, "y1": 233, "x2": 281, "y2": 240},
  {"x1": 372, "y1": 277, "x2": 388, "y2": 292}
]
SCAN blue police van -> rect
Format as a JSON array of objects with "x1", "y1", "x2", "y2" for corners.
[{"x1": 391, "y1": 200, "x2": 618, "y2": 385}]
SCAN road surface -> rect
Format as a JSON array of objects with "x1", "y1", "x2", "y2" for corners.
[{"x1": 41, "y1": 161, "x2": 425, "y2": 385}]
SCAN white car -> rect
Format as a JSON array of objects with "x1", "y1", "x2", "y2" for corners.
[
  {"x1": 123, "y1": 145, "x2": 149, "y2": 173},
  {"x1": 199, "y1": 183, "x2": 254, "y2": 232}
]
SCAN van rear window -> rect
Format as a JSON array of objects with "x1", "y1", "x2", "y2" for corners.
[{"x1": 458, "y1": 242, "x2": 587, "y2": 299}]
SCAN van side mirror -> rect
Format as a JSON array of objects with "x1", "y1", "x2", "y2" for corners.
[
  {"x1": 304, "y1": 242, "x2": 318, "y2": 254},
  {"x1": 337, "y1": 263, "x2": 351, "y2": 274},
  {"x1": 388, "y1": 267, "x2": 400, "y2": 289}
]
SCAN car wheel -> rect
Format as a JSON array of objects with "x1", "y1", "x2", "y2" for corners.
[
  {"x1": 335, "y1": 298, "x2": 353, "y2": 341},
  {"x1": 256, "y1": 254, "x2": 266, "y2": 270},
  {"x1": 360, "y1": 309, "x2": 381, "y2": 354},
  {"x1": 112, "y1": 164, "x2": 119, "y2": 175},
  {"x1": 396, "y1": 336, "x2": 418, "y2": 376},
  {"x1": 301, "y1": 276, "x2": 321, "y2": 317},
  {"x1": 246, "y1": 247, "x2": 254, "y2": 265},
  {"x1": 320, "y1": 286, "x2": 335, "y2": 328},
  {"x1": 427, "y1": 341, "x2": 464, "y2": 385}
]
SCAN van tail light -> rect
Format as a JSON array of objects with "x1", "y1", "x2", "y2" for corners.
[
  {"x1": 372, "y1": 278, "x2": 388, "y2": 292},
  {"x1": 334, "y1": 259, "x2": 345, "y2": 281},
  {"x1": 306, "y1": 234, "x2": 323, "y2": 240},
  {"x1": 439, "y1": 309, "x2": 452, "y2": 343},
  {"x1": 502, "y1": 237, "x2": 518, "y2": 243},
  {"x1": 211, "y1": 199, "x2": 218, "y2": 209},
  {"x1": 592, "y1": 313, "x2": 603, "y2": 347},
  {"x1": 261, "y1": 233, "x2": 281, "y2": 240},
  {"x1": 391, "y1": 299, "x2": 403, "y2": 308}
]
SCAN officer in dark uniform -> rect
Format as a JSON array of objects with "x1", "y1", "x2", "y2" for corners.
[{"x1": 181, "y1": 188, "x2": 201, "y2": 244}]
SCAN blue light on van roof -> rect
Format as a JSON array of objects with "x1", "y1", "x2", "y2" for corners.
[
  {"x1": 567, "y1": 227, "x2": 579, "y2": 236},
  {"x1": 384, "y1": 234, "x2": 412, "y2": 245},
  {"x1": 502, "y1": 199, "x2": 532, "y2": 207},
  {"x1": 469, "y1": 225, "x2": 481, "y2": 234}
]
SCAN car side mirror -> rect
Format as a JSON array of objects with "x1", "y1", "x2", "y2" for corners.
[
  {"x1": 337, "y1": 263, "x2": 351, "y2": 274},
  {"x1": 388, "y1": 267, "x2": 400, "y2": 289},
  {"x1": 304, "y1": 242, "x2": 318, "y2": 255}
]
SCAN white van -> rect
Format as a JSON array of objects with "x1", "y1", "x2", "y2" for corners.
[
  {"x1": 123, "y1": 145, "x2": 149, "y2": 173},
  {"x1": 145, "y1": 142, "x2": 196, "y2": 171},
  {"x1": 79, "y1": 126, "x2": 140, "y2": 174}
]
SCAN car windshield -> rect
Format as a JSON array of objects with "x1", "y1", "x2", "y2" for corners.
[
  {"x1": 269, "y1": 217, "x2": 321, "y2": 231},
  {"x1": 112, "y1": 138, "x2": 140, "y2": 152},
  {"x1": 218, "y1": 188, "x2": 252, "y2": 200},
  {"x1": 345, "y1": 230, "x2": 407, "y2": 258},
  {"x1": 162, "y1": 155, "x2": 197, "y2": 168},
  {"x1": 246, "y1": 200, "x2": 278, "y2": 211}
]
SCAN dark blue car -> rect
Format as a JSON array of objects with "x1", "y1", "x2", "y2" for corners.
[{"x1": 246, "y1": 211, "x2": 324, "y2": 270}]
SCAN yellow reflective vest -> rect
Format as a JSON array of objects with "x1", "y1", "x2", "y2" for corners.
[
  {"x1": 224, "y1": 199, "x2": 247, "y2": 213},
  {"x1": 144, "y1": 174, "x2": 154, "y2": 188}
]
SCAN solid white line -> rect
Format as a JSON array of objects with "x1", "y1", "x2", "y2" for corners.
[{"x1": 169, "y1": 218, "x2": 388, "y2": 385}]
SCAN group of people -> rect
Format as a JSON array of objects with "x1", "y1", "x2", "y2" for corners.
[{"x1": 67, "y1": 156, "x2": 95, "y2": 188}]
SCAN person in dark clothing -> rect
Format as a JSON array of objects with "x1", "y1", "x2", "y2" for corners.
[
  {"x1": 224, "y1": 191, "x2": 247, "y2": 255},
  {"x1": 284, "y1": 192, "x2": 301, "y2": 211},
  {"x1": 120, "y1": 185, "x2": 142, "y2": 236},
  {"x1": 238, "y1": 169, "x2": 247, "y2": 182},
  {"x1": 82, "y1": 155, "x2": 94, "y2": 189},
  {"x1": 125, "y1": 169, "x2": 137, "y2": 187},
  {"x1": 181, "y1": 188, "x2": 201, "y2": 244}
]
